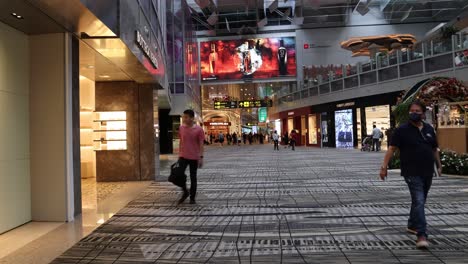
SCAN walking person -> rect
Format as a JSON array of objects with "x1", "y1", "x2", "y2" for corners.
[
  {"x1": 218, "y1": 132, "x2": 225, "y2": 146},
  {"x1": 272, "y1": 130, "x2": 280, "y2": 151},
  {"x1": 380, "y1": 100, "x2": 442, "y2": 249},
  {"x1": 177, "y1": 109, "x2": 205, "y2": 205},
  {"x1": 283, "y1": 132, "x2": 289, "y2": 148},
  {"x1": 371, "y1": 125, "x2": 381, "y2": 151},
  {"x1": 289, "y1": 130, "x2": 297, "y2": 151},
  {"x1": 232, "y1": 132, "x2": 237, "y2": 147}
]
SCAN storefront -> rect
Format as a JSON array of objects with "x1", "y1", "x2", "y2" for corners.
[
  {"x1": 311, "y1": 91, "x2": 401, "y2": 149},
  {"x1": 0, "y1": 0, "x2": 169, "y2": 230},
  {"x1": 435, "y1": 101, "x2": 468, "y2": 154},
  {"x1": 204, "y1": 121, "x2": 232, "y2": 136},
  {"x1": 279, "y1": 106, "x2": 320, "y2": 146}
]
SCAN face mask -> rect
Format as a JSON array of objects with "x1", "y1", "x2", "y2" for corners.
[{"x1": 409, "y1": 112, "x2": 422, "y2": 122}]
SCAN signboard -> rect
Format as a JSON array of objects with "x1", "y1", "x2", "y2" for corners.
[
  {"x1": 245, "y1": 123, "x2": 258, "y2": 126},
  {"x1": 336, "y1": 102, "x2": 355, "y2": 108},
  {"x1": 204, "y1": 122, "x2": 231, "y2": 126},
  {"x1": 214, "y1": 101, "x2": 237, "y2": 109},
  {"x1": 135, "y1": 30, "x2": 158, "y2": 69},
  {"x1": 258, "y1": 107, "x2": 268, "y2": 123},
  {"x1": 335, "y1": 109, "x2": 353, "y2": 149},
  {"x1": 238, "y1": 100, "x2": 273, "y2": 108},
  {"x1": 200, "y1": 37, "x2": 296, "y2": 81},
  {"x1": 213, "y1": 100, "x2": 273, "y2": 109}
]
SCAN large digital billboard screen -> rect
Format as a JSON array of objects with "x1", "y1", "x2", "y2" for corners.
[
  {"x1": 335, "y1": 109, "x2": 353, "y2": 149},
  {"x1": 200, "y1": 37, "x2": 296, "y2": 81}
]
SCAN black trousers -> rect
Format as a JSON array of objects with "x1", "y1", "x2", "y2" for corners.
[
  {"x1": 178, "y1": 158, "x2": 198, "y2": 199},
  {"x1": 273, "y1": 140, "x2": 279, "y2": 150}
]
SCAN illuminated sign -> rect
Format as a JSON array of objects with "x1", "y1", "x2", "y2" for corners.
[
  {"x1": 238, "y1": 100, "x2": 273, "y2": 108},
  {"x1": 214, "y1": 101, "x2": 237, "y2": 109},
  {"x1": 136, "y1": 30, "x2": 158, "y2": 69},
  {"x1": 258, "y1": 107, "x2": 267, "y2": 123},
  {"x1": 336, "y1": 102, "x2": 355, "y2": 108},
  {"x1": 204, "y1": 122, "x2": 231, "y2": 126},
  {"x1": 200, "y1": 37, "x2": 296, "y2": 81},
  {"x1": 213, "y1": 100, "x2": 273, "y2": 109}
]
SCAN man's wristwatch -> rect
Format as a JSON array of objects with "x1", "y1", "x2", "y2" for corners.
[{"x1": 381, "y1": 166, "x2": 387, "y2": 170}]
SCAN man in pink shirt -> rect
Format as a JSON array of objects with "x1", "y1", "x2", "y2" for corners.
[{"x1": 178, "y1": 109, "x2": 205, "y2": 204}]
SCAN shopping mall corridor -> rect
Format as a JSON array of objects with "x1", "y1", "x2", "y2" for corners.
[{"x1": 52, "y1": 145, "x2": 468, "y2": 263}]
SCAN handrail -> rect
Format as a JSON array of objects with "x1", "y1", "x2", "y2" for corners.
[{"x1": 279, "y1": 33, "x2": 468, "y2": 106}]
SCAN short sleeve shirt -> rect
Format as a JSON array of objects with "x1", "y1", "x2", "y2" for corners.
[
  {"x1": 179, "y1": 124, "x2": 204, "y2": 160},
  {"x1": 372, "y1": 128, "x2": 381, "y2": 139},
  {"x1": 390, "y1": 122, "x2": 438, "y2": 177}
]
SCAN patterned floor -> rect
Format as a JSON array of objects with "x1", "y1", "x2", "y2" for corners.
[{"x1": 53, "y1": 145, "x2": 468, "y2": 264}]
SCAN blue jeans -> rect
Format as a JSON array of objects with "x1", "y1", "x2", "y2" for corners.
[{"x1": 404, "y1": 175, "x2": 433, "y2": 238}]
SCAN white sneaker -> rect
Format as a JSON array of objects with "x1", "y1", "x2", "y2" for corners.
[{"x1": 416, "y1": 237, "x2": 429, "y2": 249}]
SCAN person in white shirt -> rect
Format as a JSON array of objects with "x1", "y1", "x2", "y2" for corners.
[
  {"x1": 372, "y1": 125, "x2": 382, "y2": 151},
  {"x1": 272, "y1": 131, "x2": 280, "y2": 151}
]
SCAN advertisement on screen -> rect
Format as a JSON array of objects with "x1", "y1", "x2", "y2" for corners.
[
  {"x1": 335, "y1": 109, "x2": 353, "y2": 149},
  {"x1": 200, "y1": 37, "x2": 296, "y2": 81}
]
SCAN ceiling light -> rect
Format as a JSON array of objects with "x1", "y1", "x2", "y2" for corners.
[
  {"x1": 87, "y1": 65, "x2": 95, "y2": 69},
  {"x1": 11, "y1": 13, "x2": 24, "y2": 19},
  {"x1": 99, "y1": 75, "x2": 111, "y2": 78}
]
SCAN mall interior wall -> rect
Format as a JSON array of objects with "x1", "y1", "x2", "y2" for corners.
[
  {"x1": 0, "y1": 22, "x2": 31, "y2": 234},
  {"x1": 30, "y1": 33, "x2": 74, "y2": 222}
]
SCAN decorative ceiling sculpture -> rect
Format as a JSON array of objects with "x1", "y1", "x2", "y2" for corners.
[{"x1": 340, "y1": 34, "x2": 417, "y2": 57}]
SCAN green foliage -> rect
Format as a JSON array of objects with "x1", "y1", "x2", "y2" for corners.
[
  {"x1": 392, "y1": 99, "x2": 413, "y2": 126},
  {"x1": 388, "y1": 151, "x2": 401, "y2": 169},
  {"x1": 440, "y1": 150, "x2": 468, "y2": 175},
  {"x1": 389, "y1": 150, "x2": 468, "y2": 175},
  {"x1": 439, "y1": 26, "x2": 459, "y2": 40}
]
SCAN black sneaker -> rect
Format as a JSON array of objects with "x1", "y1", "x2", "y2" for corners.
[
  {"x1": 178, "y1": 191, "x2": 189, "y2": 204},
  {"x1": 189, "y1": 199, "x2": 196, "y2": 204}
]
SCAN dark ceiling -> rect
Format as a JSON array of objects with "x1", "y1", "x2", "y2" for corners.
[
  {"x1": 0, "y1": 0, "x2": 64, "y2": 35},
  {"x1": 188, "y1": 0, "x2": 468, "y2": 34}
]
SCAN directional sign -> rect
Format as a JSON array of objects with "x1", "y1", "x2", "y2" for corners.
[
  {"x1": 238, "y1": 100, "x2": 273, "y2": 108},
  {"x1": 213, "y1": 100, "x2": 273, "y2": 109},
  {"x1": 214, "y1": 101, "x2": 237, "y2": 109}
]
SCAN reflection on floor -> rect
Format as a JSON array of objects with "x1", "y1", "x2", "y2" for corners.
[{"x1": 0, "y1": 178, "x2": 151, "y2": 264}]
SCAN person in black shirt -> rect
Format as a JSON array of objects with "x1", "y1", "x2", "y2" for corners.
[{"x1": 380, "y1": 100, "x2": 442, "y2": 249}]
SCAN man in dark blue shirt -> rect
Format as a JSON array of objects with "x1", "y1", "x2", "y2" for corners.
[{"x1": 380, "y1": 100, "x2": 442, "y2": 249}]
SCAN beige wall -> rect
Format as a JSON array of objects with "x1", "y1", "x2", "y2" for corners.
[
  {"x1": 0, "y1": 22, "x2": 31, "y2": 233},
  {"x1": 30, "y1": 33, "x2": 71, "y2": 221}
]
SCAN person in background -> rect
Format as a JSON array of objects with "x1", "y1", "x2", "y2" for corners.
[
  {"x1": 289, "y1": 130, "x2": 297, "y2": 151},
  {"x1": 272, "y1": 130, "x2": 280, "y2": 151},
  {"x1": 218, "y1": 131, "x2": 225, "y2": 146},
  {"x1": 283, "y1": 132, "x2": 289, "y2": 148},
  {"x1": 380, "y1": 100, "x2": 442, "y2": 249},
  {"x1": 232, "y1": 132, "x2": 238, "y2": 147},
  {"x1": 371, "y1": 125, "x2": 382, "y2": 151},
  {"x1": 178, "y1": 109, "x2": 204, "y2": 205}
]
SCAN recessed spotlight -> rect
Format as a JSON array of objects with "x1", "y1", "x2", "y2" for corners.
[
  {"x1": 87, "y1": 65, "x2": 95, "y2": 69},
  {"x1": 11, "y1": 13, "x2": 24, "y2": 19},
  {"x1": 99, "y1": 75, "x2": 111, "y2": 78}
]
